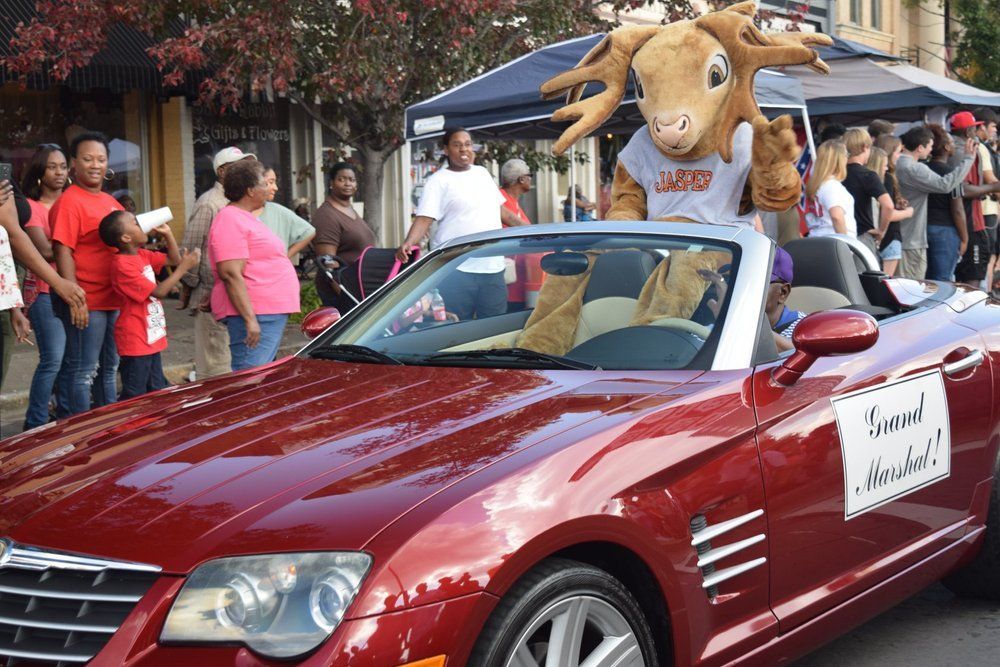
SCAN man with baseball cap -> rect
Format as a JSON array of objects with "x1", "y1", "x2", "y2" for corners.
[
  {"x1": 767, "y1": 246, "x2": 806, "y2": 352},
  {"x1": 949, "y1": 112, "x2": 1000, "y2": 287},
  {"x1": 180, "y1": 146, "x2": 256, "y2": 378}
]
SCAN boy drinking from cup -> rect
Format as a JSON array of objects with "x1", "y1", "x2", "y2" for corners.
[{"x1": 99, "y1": 211, "x2": 200, "y2": 399}]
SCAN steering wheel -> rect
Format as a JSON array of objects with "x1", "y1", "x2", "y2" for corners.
[{"x1": 648, "y1": 317, "x2": 711, "y2": 339}]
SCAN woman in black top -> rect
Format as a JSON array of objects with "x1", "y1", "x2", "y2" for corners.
[
  {"x1": 923, "y1": 126, "x2": 967, "y2": 281},
  {"x1": 872, "y1": 135, "x2": 914, "y2": 277}
]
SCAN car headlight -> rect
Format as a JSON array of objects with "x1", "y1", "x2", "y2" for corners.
[{"x1": 160, "y1": 552, "x2": 371, "y2": 658}]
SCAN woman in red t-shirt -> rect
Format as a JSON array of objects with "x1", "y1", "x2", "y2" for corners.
[
  {"x1": 51, "y1": 132, "x2": 125, "y2": 415},
  {"x1": 21, "y1": 144, "x2": 72, "y2": 428}
]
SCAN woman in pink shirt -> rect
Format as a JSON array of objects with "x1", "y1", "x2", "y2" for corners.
[{"x1": 208, "y1": 160, "x2": 299, "y2": 371}]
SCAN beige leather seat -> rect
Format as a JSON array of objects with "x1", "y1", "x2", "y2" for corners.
[
  {"x1": 786, "y1": 285, "x2": 851, "y2": 314},
  {"x1": 573, "y1": 296, "x2": 639, "y2": 347},
  {"x1": 569, "y1": 250, "x2": 659, "y2": 347}
]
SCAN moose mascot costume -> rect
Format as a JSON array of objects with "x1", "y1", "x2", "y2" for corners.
[{"x1": 541, "y1": 1, "x2": 831, "y2": 223}]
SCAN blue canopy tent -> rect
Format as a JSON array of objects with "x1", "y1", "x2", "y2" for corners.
[
  {"x1": 404, "y1": 34, "x2": 810, "y2": 143},
  {"x1": 815, "y1": 35, "x2": 902, "y2": 62}
]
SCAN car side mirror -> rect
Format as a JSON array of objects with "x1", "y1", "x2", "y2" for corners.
[
  {"x1": 772, "y1": 309, "x2": 879, "y2": 386},
  {"x1": 301, "y1": 307, "x2": 341, "y2": 339}
]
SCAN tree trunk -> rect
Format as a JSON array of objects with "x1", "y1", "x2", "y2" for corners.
[{"x1": 358, "y1": 146, "x2": 390, "y2": 242}]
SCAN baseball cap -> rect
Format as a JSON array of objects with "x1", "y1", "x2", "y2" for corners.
[
  {"x1": 771, "y1": 246, "x2": 794, "y2": 284},
  {"x1": 950, "y1": 111, "x2": 984, "y2": 131},
  {"x1": 213, "y1": 147, "x2": 257, "y2": 172}
]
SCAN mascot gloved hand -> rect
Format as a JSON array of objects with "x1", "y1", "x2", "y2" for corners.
[{"x1": 540, "y1": 1, "x2": 831, "y2": 224}]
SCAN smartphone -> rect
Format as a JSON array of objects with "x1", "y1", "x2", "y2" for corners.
[{"x1": 0, "y1": 162, "x2": 11, "y2": 185}]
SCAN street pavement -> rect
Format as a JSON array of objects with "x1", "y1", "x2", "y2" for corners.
[
  {"x1": 0, "y1": 294, "x2": 309, "y2": 437},
  {"x1": 2, "y1": 300, "x2": 1000, "y2": 665}
]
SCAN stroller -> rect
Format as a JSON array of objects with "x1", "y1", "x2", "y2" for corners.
[{"x1": 321, "y1": 246, "x2": 421, "y2": 312}]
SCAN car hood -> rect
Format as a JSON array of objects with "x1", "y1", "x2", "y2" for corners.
[{"x1": 0, "y1": 357, "x2": 696, "y2": 572}]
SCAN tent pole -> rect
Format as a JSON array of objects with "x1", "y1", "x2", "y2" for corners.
[
  {"x1": 569, "y1": 143, "x2": 577, "y2": 223},
  {"x1": 801, "y1": 106, "x2": 816, "y2": 159}
]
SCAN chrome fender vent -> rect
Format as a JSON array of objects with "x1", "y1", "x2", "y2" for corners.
[{"x1": 689, "y1": 509, "x2": 766, "y2": 598}]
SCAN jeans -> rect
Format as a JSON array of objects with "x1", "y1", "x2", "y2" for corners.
[
  {"x1": 926, "y1": 225, "x2": 961, "y2": 281},
  {"x1": 119, "y1": 353, "x2": 168, "y2": 400},
  {"x1": 53, "y1": 296, "x2": 119, "y2": 416},
  {"x1": 224, "y1": 314, "x2": 288, "y2": 371},
  {"x1": 24, "y1": 294, "x2": 71, "y2": 428},
  {"x1": 438, "y1": 270, "x2": 507, "y2": 321}
]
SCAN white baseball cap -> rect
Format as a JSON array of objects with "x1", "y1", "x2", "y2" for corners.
[{"x1": 213, "y1": 147, "x2": 257, "y2": 172}]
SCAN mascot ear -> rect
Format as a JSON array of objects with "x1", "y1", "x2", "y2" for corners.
[{"x1": 540, "y1": 24, "x2": 660, "y2": 155}]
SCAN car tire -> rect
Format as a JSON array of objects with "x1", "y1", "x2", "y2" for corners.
[
  {"x1": 943, "y1": 456, "x2": 1000, "y2": 599},
  {"x1": 470, "y1": 557, "x2": 660, "y2": 667}
]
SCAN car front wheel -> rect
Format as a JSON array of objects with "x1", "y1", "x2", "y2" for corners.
[{"x1": 471, "y1": 557, "x2": 659, "y2": 667}]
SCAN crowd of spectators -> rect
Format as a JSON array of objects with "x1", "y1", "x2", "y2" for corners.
[
  {"x1": 1, "y1": 140, "x2": 312, "y2": 426},
  {"x1": 804, "y1": 109, "x2": 999, "y2": 284},
  {"x1": 2, "y1": 111, "x2": 999, "y2": 430}
]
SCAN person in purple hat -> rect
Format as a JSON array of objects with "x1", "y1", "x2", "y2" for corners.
[{"x1": 767, "y1": 246, "x2": 806, "y2": 352}]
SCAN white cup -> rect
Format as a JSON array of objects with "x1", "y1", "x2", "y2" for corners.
[{"x1": 136, "y1": 207, "x2": 173, "y2": 234}]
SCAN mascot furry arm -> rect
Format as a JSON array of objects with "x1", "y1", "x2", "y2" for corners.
[{"x1": 540, "y1": 1, "x2": 831, "y2": 222}]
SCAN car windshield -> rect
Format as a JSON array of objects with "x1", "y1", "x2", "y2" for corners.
[{"x1": 303, "y1": 233, "x2": 738, "y2": 370}]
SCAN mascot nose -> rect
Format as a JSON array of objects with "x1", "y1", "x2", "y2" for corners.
[{"x1": 653, "y1": 115, "x2": 691, "y2": 147}]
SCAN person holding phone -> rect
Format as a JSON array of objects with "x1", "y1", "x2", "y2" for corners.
[{"x1": 0, "y1": 173, "x2": 86, "y2": 389}]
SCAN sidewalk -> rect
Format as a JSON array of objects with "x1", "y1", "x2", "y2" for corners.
[{"x1": 1, "y1": 296, "x2": 310, "y2": 418}]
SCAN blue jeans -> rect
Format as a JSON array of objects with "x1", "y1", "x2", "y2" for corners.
[
  {"x1": 224, "y1": 314, "x2": 288, "y2": 371},
  {"x1": 53, "y1": 297, "x2": 119, "y2": 416},
  {"x1": 926, "y1": 225, "x2": 961, "y2": 281},
  {"x1": 438, "y1": 270, "x2": 507, "y2": 321},
  {"x1": 24, "y1": 294, "x2": 71, "y2": 428},
  {"x1": 119, "y1": 353, "x2": 168, "y2": 400}
]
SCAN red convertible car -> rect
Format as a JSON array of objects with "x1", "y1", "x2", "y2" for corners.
[{"x1": 1, "y1": 222, "x2": 999, "y2": 667}]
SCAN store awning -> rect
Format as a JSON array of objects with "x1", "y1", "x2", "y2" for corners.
[
  {"x1": 405, "y1": 33, "x2": 807, "y2": 142},
  {"x1": 0, "y1": 0, "x2": 200, "y2": 95},
  {"x1": 792, "y1": 57, "x2": 1000, "y2": 121}
]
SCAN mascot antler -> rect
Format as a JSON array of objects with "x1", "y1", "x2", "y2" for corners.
[
  {"x1": 540, "y1": 25, "x2": 659, "y2": 155},
  {"x1": 698, "y1": 2, "x2": 831, "y2": 161}
]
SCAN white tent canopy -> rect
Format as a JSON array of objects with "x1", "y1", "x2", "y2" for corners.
[{"x1": 792, "y1": 58, "x2": 1000, "y2": 121}]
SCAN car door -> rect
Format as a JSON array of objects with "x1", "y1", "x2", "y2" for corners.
[{"x1": 752, "y1": 304, "x2": 992, "y2": 631}]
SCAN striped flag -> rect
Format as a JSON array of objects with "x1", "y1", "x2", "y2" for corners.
[{"x1": 795, "y1": 142, "x2": 813, "y2": 235}]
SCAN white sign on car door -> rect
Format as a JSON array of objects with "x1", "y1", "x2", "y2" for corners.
[{"x1": 832, "y1": 369, "x2": 951, "y2": 520}]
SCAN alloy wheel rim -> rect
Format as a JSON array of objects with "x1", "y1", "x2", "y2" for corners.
[{"x1": 503, "y1": 594, "x2": 645, "y2": 667}]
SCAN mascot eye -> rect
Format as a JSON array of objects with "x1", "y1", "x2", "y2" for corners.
[
  {"x1": 632, "y1": 68, "x2": 645, "y2": 100},
  {"x1": 708, "y1": 54, "x2": 729, "y2": 89}
]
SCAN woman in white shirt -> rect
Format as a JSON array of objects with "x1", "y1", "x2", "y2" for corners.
[
  {"x1": 804, "y1": 140, "x2": 856, "y2": 238},
  {"x1": 396, "y1": 128, "x2": 528, "y2": 320}
]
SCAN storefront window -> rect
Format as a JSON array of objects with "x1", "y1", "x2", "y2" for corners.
[
  {"x1": 192, "y1": 100, "x2": 292, "y2": 204},
  {"x1": 0, "y1": 84, "x2": 149, "y2": 211}
]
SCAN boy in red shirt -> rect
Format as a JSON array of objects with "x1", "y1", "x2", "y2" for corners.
[{"x1": 99, "y1": 211, "x2": 200, "y2": 399}]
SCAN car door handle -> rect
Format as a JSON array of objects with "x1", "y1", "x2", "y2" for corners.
[{"x1": 943, "y1": 349, "x2": 984, "y2": 377}]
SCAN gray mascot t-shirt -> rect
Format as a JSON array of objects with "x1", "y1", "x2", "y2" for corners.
[{"x1": 618, "y1": 121, "x2": 756, "y2": 227}]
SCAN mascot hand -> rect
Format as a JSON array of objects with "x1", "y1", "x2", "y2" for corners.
[{"x1": 749, "y1": 114, "x2": 801, "y2": 212}]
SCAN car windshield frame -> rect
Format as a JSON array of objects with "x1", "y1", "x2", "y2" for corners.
[{"x1": 299, "y1": 223, "x2": 772, "y2": 371}]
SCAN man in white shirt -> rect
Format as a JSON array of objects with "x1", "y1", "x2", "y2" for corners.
[{"x1": 397, "y1": 129, "x2": 528, "y2": 320}]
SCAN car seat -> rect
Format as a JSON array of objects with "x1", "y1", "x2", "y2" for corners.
[
  {"x1": 572, "y1": 250, "x2": 660, "y2": 346},
  {"x1": 783, "y1": 237, "x2": 871, "y2": 314}
]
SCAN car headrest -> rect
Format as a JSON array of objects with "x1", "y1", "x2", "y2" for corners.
[
  {"x1": 583, "y1": 250, "x2": 659, "y2": 302},
  {"x1": 782, "y1": 237, "x2": 870, "y2": 306}
]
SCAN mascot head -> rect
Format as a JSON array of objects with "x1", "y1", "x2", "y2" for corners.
[{"x1": 540, "y1": 1, "x2": 831, "y2": 162}]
